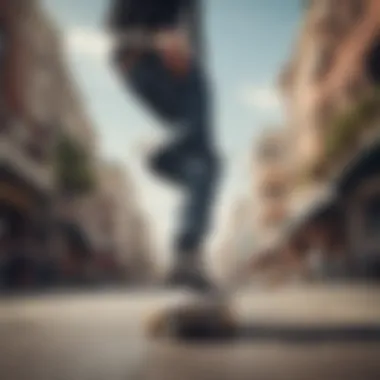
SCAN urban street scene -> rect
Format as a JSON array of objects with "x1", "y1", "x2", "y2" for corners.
[{"x1": 0, "y1": 0, "x2": 380, "y2": 379}]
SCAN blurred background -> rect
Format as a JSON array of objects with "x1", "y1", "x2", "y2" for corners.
[
  {"x1": 1, "y1": 0, "x2": 380, "y2": 291},
  {"x1": 0, "y1": 1, "x2": 380, "y2": 378}
]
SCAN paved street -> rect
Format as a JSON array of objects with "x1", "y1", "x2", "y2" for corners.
[{"x1": 0, "y1": 285, "x2": 380, "y2": 380}]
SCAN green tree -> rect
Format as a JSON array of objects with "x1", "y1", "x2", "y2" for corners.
[
  {"x1": 55, "y1": 134, "x2": 96, "y2": 197},
  {"x1": 326, "y1": 88, "x2": 380, "y2": 161}
]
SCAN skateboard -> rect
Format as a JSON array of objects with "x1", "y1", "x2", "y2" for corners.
[
  {"x1": 144, "y1": 259, "x2": 255, "y2": 341},
  {"x1": 145, "y1": 284, "x2": 240, "y2": 341}
]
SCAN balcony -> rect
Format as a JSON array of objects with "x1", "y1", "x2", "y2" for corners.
[
  {"x1": 262, "y1": 203, "x2": 288, "y2": 229},
  {"x1": 0, "y1": 117, "x2": 54, "y2": 191},
  {"x1": 311, "y1": 0, "x2": 364, "y2": 39},
  {"x1": 312, "y1": 45, "x2": 335, "y2": 82},
  {"x1": 260, "y1": 181, "x2": 288, "y2": 201},
  {"x1": 258, "y1": 165, "x2": 289, "y2": 184},
  {"x1": 257, "y1": 142, "x2": 284, "y2": 162},
  {"x1": 25, "y1": 123, "x2": 55, "y2": 163}
]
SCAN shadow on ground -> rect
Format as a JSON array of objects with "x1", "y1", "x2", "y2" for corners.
[
  {"x1": 238, "y1": 323, "x2": 380, "y2": 343},
  {"x1": 173, "y1": 323, "x2": 380, "y2": 344}
]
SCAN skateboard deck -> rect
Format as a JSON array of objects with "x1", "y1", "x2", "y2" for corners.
[
  {"x1": 144, "y1": 262, "x2": 254, "y2": 341},
  {"x1": 145, "y1": 290, "x2": 238, "y2": 341}
]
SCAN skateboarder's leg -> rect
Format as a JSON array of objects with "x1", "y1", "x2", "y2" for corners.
[
  {"x1": 168, "y1": 148, "x2": 220, "y2": 291},
  {"x1": 168, "y1": 63, "x2": 221, "y2": 290},
  {"x1": 163, "y1": 60, "x2": 219, "y2": 253},
  {"x1": 124, "y1": 53, "x2": 182, "y2": 124},
  {"x1": 121, "y1": 53, "x2": 188, "y2": 184},
  {"x1": 118, "y1": 52, "x2": 220, "y2": 289},
  {"x1": 176, "y1": 150, "x2": 220, "y2": 253},
  {"x1": 127, "y1": 53, "x2": 221, "y2": 257}
]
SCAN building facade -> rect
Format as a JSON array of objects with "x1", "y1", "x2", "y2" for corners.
[
  {"x1": 271, "y1": 0, "x2": 380, "y2": 281},
  {"x1": 249, "y1": 0, "x2": 380, "y2": 283},
  {"x1": 0, "y1": 0, "x2": 61, "y2": 242},
  {"x1": 0, "y1": 0, "x2": 67, "y2": 289},
  {"x1": 105, "y1": 162, "x2": 154, "y2": 280},
  {"x1": 280, "y1": 0, "x2": 380, "y2": 188},
  {"x1": 253, "y1": 128, "x2": 291, "y2": 248}
]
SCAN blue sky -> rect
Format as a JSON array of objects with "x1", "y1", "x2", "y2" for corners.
[{"x1": 43, "y1": 0, "x2": 302, "y2": 259}]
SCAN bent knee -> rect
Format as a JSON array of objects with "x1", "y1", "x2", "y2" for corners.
[{"x1": 187, "y1": 151, "x2": 221, "y2": 182}]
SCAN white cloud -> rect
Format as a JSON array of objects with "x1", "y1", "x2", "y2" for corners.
[
  {"x1": 240, "y1": 85, "x2": 281, "y2": 111},
  {"x1": 64, "y1": 27, "x2": 112, "y2": 58}
]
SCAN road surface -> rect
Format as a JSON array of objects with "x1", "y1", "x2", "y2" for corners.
[{"x1": 0, "y1": 285, "x2": 380, "y2": 380}]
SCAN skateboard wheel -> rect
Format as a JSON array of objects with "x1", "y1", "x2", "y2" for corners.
[{"x1": 145, "y1": 305, "x2": 238, "y2": 341}]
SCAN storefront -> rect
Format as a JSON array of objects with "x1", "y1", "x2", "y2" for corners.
[
  {"x1": 0, "y1": 165, "x2": 49, "y2": 241},
  {"x1": 337, "y1": 142, "x2": 380, "y2": 278},
  {"x1": 0, "y1": 164, "x2": 54, "y2": 290}
]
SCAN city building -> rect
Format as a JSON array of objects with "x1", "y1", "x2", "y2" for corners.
[
  {"x1": 0, "y1": 0, "x2": 62, "y2": 245},
  {"x1": 279, "y1": 0, "x2": 380, "y2": 196},
  {"x1": 81, "y1": 160, "x2": 154, "y2": 283},
  {"x1": 267, "y1": 0, "x2": 380, "y2": 281},
  {"x1": 57, "y1": 61, "x2": 98, "y2": 156},
  {"x1": 0, "y1": 0, "x2": 154, "y2": 287},
  {"x1": 252, "y1": 128, "x2": 290, "y2": 249}
]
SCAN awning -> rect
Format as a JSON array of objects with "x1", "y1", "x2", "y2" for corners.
[
  {"x1": 0, "y1": 132, "x2": 53, "y2": 192},
  {"x1": 336, "y1": 142, "x2": 380, "y2": 195},
  {"x1": 0, "y1": 182, "x2": 34, "y2": 210},
  {"x1": 285, "y1": 184, "x2": 337, "y2": 237},
  {"x1": 0, "y1": 165, "x2": 49, "y2": 208}
]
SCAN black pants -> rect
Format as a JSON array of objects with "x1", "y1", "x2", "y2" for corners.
[{"x1": 119, "y1": 52, "x2": 220, "y2": 254}]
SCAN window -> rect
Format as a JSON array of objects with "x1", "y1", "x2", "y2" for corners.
[
  {"x1": 262, "y1": 183, "x2": 286, "y2": 199},
  {"x1": 28, "y1": 53, "x2": 55, "y2": 122},
  {"x1": 345, "y1": 76, "x2": 363, "y2": 102},
  {"x1": 313, "y1": 45, "x2": 334, "y2": 80},
  {"x1": 263, "y1": 207, "x2": 287, "y2": 228},
  {"x1": 0, "y1": 25, "x2": 6, "y2": 59},
  {"x1": 366, "y1": 35, "x2": 380, "y2": 85},
  {"x1": 316, "y1": 0, "x2": 335, "y2": 19},
  {"x1": 364, "y1": 196, "x2": 380, "y2": 236},
  {"x1": 348, "y1": 0, "x2": 365, "y2": 20},
  {"x1": 0, "y1": 23, "x2": 8, "y2": 108},
  {"x1": 258, "y1": 142, "x2": 282, "y2": 161},
  {"x1": 317, "y1": 98, "x2": 335, "y2": 130},
  {"x1": 26, "y1": 122, "x2": 55, "y2": 162}
]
